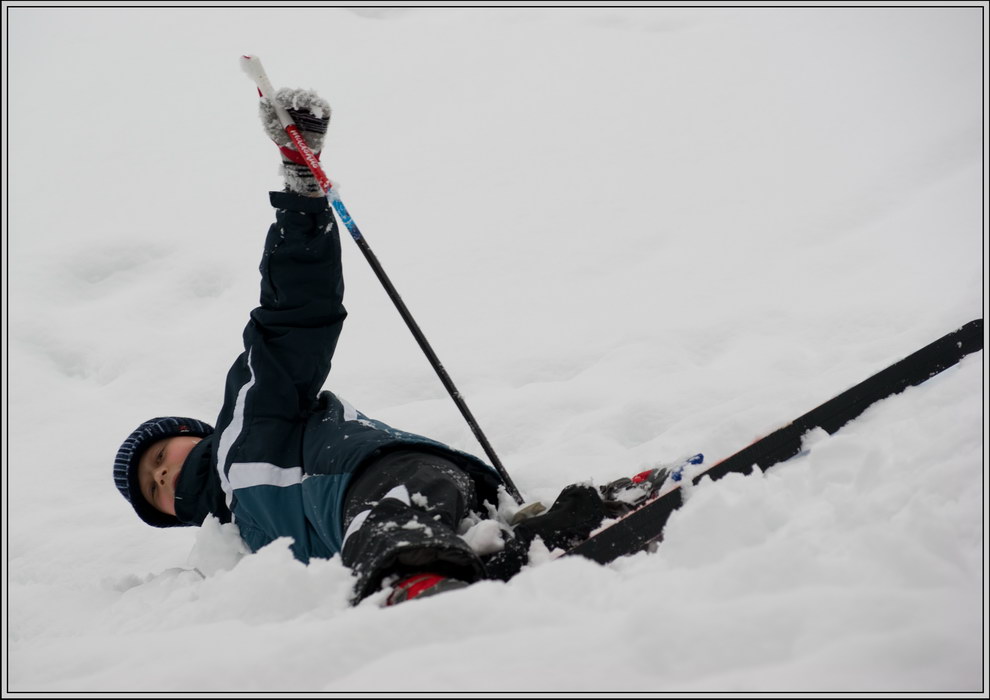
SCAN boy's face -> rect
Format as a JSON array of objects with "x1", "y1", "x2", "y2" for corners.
[{"x1": 136, "y1": 436, "x2": 202, "y2": 516}]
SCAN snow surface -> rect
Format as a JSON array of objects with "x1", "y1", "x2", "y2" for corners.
[{"x1": 4, "y1": 4, "x2": 987, "y2": 695}]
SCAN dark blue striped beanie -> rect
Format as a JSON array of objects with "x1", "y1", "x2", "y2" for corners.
[{"x1": 114, "y1": 416, "x2": 214, "y2": 528}]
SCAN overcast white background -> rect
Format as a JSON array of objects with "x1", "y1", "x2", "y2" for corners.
[{"x1": 4, "y1": 4, "x2": 987, "y2": 695}]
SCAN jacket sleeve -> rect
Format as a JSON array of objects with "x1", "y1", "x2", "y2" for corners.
[
  {"x1": 220, "y1": 191, "x2": 347, "y2": 435},
  {"x1": 247, "y1": 191, "x2": 347, "y2": 416}
]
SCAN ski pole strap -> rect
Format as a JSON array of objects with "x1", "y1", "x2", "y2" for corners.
[
  {"x1": 278, "y1": 144, "x2": 321, "y2": 166},
  {"x1": 281, "y1": 124, "x2": 332, "y2": 193}
]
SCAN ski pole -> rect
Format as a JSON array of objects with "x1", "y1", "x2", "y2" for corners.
[{"x1": 240, "y1": 55, "x2": 523, "y2": 504}]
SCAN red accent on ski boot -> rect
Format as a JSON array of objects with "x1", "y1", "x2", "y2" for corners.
[{"x1": 387, "y1": 573, "x2": 468, "y2": 606}]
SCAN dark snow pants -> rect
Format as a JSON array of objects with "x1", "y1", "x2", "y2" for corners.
[
  {"x1": 340, "y1": 449, "x2": 613, "y2": 603},
  {"x1": 341, "y1": 450, "x2": 489, "y2": 602}
]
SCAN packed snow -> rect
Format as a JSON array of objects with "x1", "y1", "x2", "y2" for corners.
[{"x1": 4, "y1": 5, "x2": 986, "y2": 695}]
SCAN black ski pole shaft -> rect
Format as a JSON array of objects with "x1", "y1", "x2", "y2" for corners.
[
  {"x1": 348, "y1": 228, "x2": 522, "y2": 504},
  {"x1": 241, "y1": 55, "x2": 523, "y2": 503}
]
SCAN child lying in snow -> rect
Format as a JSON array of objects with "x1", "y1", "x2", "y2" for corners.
[{"x1": 112, "y1": 88, "x2": 609, "y2": 606}]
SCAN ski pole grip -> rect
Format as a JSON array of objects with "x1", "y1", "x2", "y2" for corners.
[
  {"x1": 240, "y1": 54, "x2": 332, "y2": 195},
  {"x1": 240, "y1": 55, "x2": 294, "y2": 128}
]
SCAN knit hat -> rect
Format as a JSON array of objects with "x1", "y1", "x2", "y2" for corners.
[{"x1": 113, "y1": 416, "x2": 214, "y2": 528}]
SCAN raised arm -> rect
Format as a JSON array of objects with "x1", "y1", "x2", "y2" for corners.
[
  {"x1": 215, "y1": 89, "x2": 344, "y2": 465},
  {"x1": 247, "y1": 191, "x2": 346, "y2": 412}
]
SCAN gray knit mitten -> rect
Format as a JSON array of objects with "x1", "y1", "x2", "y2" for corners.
[{"x1": 259, "y1": 88, "x2": 331, "y2": 195}]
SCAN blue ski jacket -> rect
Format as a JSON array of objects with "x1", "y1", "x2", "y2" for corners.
[{"x1": 173, "y1": 191, "x2": 501, "y2": 562}]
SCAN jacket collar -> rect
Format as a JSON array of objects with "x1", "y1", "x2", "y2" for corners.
[{"x1": 174, "y1": 435, "x2": 231, "y2": 526}]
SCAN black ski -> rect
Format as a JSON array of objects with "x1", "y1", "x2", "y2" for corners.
[{"x1": 566, "y1": 318, "x2": 984, "y2": 565}]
